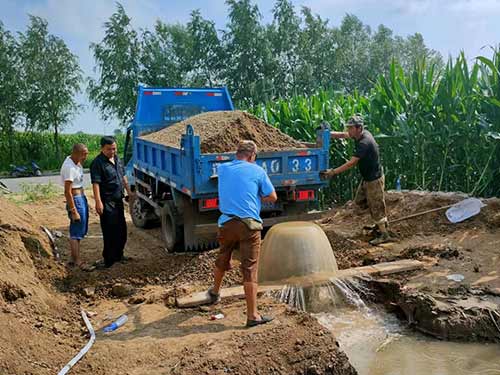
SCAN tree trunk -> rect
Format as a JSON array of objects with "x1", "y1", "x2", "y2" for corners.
[
  {"x1": 54, "y1": 124, "x2": 60, "y2": 162},
  {"x1": 8, "y1": 123, "x2": 15, "y2": 164}
]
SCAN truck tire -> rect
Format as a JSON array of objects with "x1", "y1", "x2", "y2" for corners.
[
  {"x1": 161, "y1": 201, "x2": 184, "y2": 252},
  {"x1": 130, "y1": 195, "x2": 157, "y2": 228}
]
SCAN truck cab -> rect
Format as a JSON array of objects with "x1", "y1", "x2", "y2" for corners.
[{"x1": 123, "y1": 85, "x2": 234, "y2": 181}]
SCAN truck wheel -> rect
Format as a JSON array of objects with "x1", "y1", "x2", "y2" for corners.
[
  {"x1": 130, "y1": 196, "x2": 157, "y2": 228},
  {"x1": 161, "y1": 201, "x2": 184, "y2": 252}
]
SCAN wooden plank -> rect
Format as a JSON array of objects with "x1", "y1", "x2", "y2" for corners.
[
  {"x1": 337, "y1": 265, "x2": 378, "y2": 278},
  {"x1": 176, "y1": 259, "x2": 424, "y2": 308},
  {"x1": 372, "y1": 259, "x2": 423, "y2": 276},
  {"x1": 176, "y1": 284, "x2": 279, "y2": 308}
]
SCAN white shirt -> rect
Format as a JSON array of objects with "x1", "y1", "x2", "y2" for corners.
[{"x1": 60, "y1": 156, "x2": 84, "y2": 189}]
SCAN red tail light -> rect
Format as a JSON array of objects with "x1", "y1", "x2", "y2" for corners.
[
  {"x1": 295, "y1": 190, "x2": 315, "y2": 201},
  {"x1": 201, "y1": 198, "x2": 219, "y2": 209}
]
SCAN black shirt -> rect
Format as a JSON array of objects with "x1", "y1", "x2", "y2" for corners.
[
  {"x1": 353, "y1": 130, "x2": 382, "y2": 182},
  {"x1": 90, "y1": 153, "x2": 125, "y2": 202}
]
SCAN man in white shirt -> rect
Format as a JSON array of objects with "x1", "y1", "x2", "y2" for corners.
[{"x1": 60, "y1": 143, "x2": 89, "y2": 270}]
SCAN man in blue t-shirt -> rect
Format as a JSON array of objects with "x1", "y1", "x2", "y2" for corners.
[{"x1": 207, "y1": 140, "x2": 277, "y2": 327}]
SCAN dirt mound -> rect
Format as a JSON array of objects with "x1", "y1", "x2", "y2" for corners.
[
  {"x1": 399, "y1": 243, "x2": 461, "y2": 260},
  {"x1": 322, "y1": 191, "x2": 500, "y2": 239},
  {"x1": 173, "y1": 305, "x2": 357, "y2": 375},
  {"x1": 140, "y1": 110, "x2": 305, "y2": 153},
  {"x1": 0, "y1": 197, "x2": 55, "y2": 304},
  {"x1": 0, "y1": 197, "x2": 84, "y2": 375}
]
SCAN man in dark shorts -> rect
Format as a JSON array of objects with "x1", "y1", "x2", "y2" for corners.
[
  {"x1": 207, "y1": 140, "x2": 278, "y2": 327},
  {"x1": 90, "y1": 136, "x2": 134, "y2": 268},
  {"x1": 321, "y1": 114, "x2": 391, "y2": 245}
]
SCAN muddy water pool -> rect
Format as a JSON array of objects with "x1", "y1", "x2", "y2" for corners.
[{"x1": 316, "y1": 307, "x2": 500, "y2": 375}]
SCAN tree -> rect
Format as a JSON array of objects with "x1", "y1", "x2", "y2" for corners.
[
  {"x1": 0, "y1": 22, "x2": 21, "y2": 163},
  {"x1": 336, "y1": 14, "x2": 372, "y2": 93},
  {"x1": 18, "y1": 16, "x2": 82, "y2": 159},
  {"x1": 268, "y1": 0, "x2": 301, "y2": 96},
  {"x1": 88, "y1": 3, "x2": 141, "y2": 127},
  {"x1": 223, "y1": 0, "x2": 273, "y2": 104},
  {"x1": 396, "y1": 33, "x2": 443, "y2": 73},
  {"x1": 140, "y1": 21, "x2": 190, "y2": 87},
  {"x1": 368, "y1": 25, "x2": 396, "y2": 81},
  {"x1": 295, "y1": 7, "x2": 337, "y2": 94},
  {"x1": 185, "y1": 10, "x2": 224, "y2": 86}
]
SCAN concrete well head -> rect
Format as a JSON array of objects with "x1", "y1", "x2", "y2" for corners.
[{"x1": 258, "y1": 221, "x2": 338, "y2": 284}]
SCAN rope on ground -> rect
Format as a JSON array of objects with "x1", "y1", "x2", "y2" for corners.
[{"x1": 57, "y1": 310, "x2": 95, "y2": 375}]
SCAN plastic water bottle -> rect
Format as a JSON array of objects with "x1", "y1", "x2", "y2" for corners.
[
  {"x1": 103, "y1": 314, "x2": 128, "y2": 332},
  {"x1": 396, "y1": 176, "x2": 401, "y2": 192}
]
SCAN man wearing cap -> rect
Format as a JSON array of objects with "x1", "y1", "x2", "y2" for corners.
[
  {"x1": 321, "y1": 115, "x2": 391, "y2": 245},
  {"x1": 207, "y1": 140, "x2": 278, "y2": 327}
]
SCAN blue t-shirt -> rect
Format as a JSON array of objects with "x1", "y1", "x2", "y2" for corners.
[{"x1": 218, "y1": 159, "x2": 275, "y2": 226}]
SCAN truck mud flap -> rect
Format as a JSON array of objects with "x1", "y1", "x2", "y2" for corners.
[{"x1": 181, "y1": 195, "x2": 219, "y2": 251}]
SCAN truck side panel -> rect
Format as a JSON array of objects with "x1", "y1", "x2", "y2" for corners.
[{"x1": 133, "y1": 126, "x2": 330, "y2": 198}]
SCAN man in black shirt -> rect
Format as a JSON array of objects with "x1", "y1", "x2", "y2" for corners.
[
  {"x1": 321, "y1": 115, "x2": 391, "y2": 245},
  {"x1": 90, "y1": 136, "x2": 134, "y2": 267}
]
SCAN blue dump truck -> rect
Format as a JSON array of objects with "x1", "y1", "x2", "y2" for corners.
[{"x1": 123, "y1": 86, "x2": 330, "y2": 251}]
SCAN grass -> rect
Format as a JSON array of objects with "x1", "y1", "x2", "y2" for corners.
[
  {"x1": 0, "y1": 132, "x2": 126, "y2": 173},
  {"x1": 11, "y1": 182, "x2": 62, "y2": 203}
]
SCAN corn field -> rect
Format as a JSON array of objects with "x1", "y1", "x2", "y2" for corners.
[
  {"x1": 252, "y1": 52, "x2": 500, "y2": 203},
  {"x1": 0, "y1": 132, "x2": 125, "y2": 173}
]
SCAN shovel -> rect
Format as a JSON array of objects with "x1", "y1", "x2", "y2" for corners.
[{"x1": 389, "y1": 197, "x2": 486, "y2": 224}]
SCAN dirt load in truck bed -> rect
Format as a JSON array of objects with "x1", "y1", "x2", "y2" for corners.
[{"x1": 139, "y1": 110, "x2": 306, "y2": 153}]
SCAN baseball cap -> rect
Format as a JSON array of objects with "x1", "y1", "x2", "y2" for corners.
[{"x1": 346, "y1": 114, "x2": 364, "y2": 127}]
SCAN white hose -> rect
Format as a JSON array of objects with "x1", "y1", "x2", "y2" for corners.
[{"x1": 57, "y1": 310, "x2": 95, "y2": 375}]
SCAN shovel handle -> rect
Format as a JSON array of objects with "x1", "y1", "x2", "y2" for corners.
[{"x1": 389, "y1": 204, "x2": 455, "y2": 224}]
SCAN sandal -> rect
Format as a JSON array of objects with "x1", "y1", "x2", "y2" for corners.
[
  {"x1": 246, "y1": 315, "x2": 274, "y2": 328},
  {"x1": 78, "y1": 263, "x2": 95, "y2": 272},
  {"x1": 207, "y1": 288, "x2": 221, "y2": 305}
]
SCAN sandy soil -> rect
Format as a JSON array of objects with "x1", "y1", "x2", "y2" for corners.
[
  {"x1": 139, "y1": 110, "x2": 305, "y2": 153},
  {"x1": 1, "y1": 188, "x2": 499, "y2": 374},
  {"x1": 0, "y1": 194, "x2": 355, "y2": 375}
]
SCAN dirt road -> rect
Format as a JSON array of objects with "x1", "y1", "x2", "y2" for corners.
[
  {"x1": 1, "y1": 189, "x2": 499, "y2": 374},
  {"x1": 0, "y1": 173, "x2": 91, "y2": 193}
]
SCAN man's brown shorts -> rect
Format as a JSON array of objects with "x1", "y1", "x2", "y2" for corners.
[
  {"x1": 215, "y1": 219, "x2": 261, "y2": 283},
  {"x1": 354, "y1": 175, "x2": 387, "y2": 223}
]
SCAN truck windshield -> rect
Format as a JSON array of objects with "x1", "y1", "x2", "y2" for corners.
[{"x1": 164, "y1": 105, "x2": 204, "y2": 124}]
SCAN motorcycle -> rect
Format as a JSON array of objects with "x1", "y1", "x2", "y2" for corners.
[{"x1": 9, "y1": 161, "x2": 42, "y2": 177}]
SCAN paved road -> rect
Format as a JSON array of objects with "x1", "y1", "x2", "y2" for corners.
[{"x1": 0, "y1": 173, "x2": 91, "y2": 193}]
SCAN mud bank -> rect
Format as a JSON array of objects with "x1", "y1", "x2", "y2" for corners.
[{"x1": 369, "y1": 279, "x2": 500, "y2": 342}]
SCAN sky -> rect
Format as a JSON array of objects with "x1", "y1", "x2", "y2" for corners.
[{"x1": 2, "y1": 0, "x2": 500, "y2": 134}]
